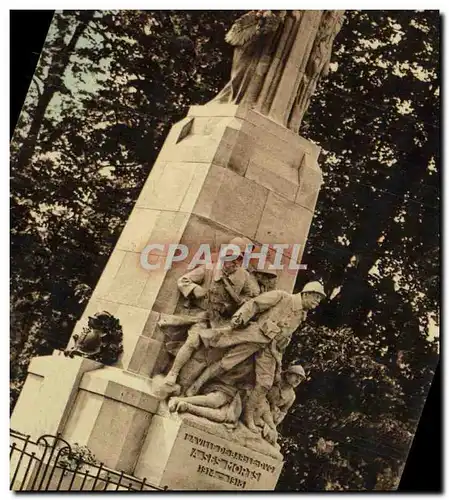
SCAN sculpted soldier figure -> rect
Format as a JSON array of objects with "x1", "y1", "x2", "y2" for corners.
[
  {"x1": 250, "y1": 266, "x2": 278, "y2": 293},
  {"x1": 167, "y1": 362, "x2": 253, "y2": 426},
  {"x1": 212, "y1": 10, "x2": 287, "y2": 105},
  {"x1": 176, "y1": 236, "x2": 259, "y2": 326},
  {"x1": 162, "y1": 281, "x2": 325, "y2": 430},
  {"x1": 257, "y1": 364, "x2": 306, "y2": 445},
  {"x1": 182, "y1": 281, "x2": 325, "y2": 430},
  {"x1": 232, "y1": 237, "x2": 279, "y2": 293},
  {"x1": 167, "y1": 363, "x2": 306, "y2": 447},
  {"x1": 268, "y1": 364, "x2": 306, "y2": 425},
  {"x1": 160, "y1": 237, "x2": 260, "y2": 388}
]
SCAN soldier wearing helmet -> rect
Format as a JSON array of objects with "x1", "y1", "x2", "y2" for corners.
[
  {"x1": 300, "y1": 281, "x2": 326, "y2": 318},
  {"x1": 256, "y1": 364, "x2": 307, "y2": 445},
  {"x1": 230, "y1": 237, "x2": 280, "y2": 293},
  {"x1": 159, "y1": 237, "x2": 260, "y2": 388},
  {"x1": 228, "y1": 236, "x2": 254, "y2": 254},
  {"x1": 251, "y1": 265, "x2": 278, "y2": 293},
  {"x1": 176, "y1": 282, "x2": 325, "y2": 431},
  {"x1": 175, "y1": 236, "x2": 259, "y2": 327}
]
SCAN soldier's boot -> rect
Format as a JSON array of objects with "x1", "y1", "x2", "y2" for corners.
[
  {"x1": 185, "y1": 361, "x2": 224, "y2": 397},
  {"x1": 243, "y1": 406, "x2": 259, "y2": 433},
  {"x1": 262, "y1": 423, "x2": 278, "y2": 446},
  {"x1": 243, "y1": 385, "x2": 267, "y2": 433}
]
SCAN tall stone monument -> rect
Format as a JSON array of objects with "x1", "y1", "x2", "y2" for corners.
[{"x1": 11, "y1": 10, "x2": 344, "y2": 491}]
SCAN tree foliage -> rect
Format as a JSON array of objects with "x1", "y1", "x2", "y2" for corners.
[{"x1": 10, "y1": 10, "x2": 439, "y2": 490}]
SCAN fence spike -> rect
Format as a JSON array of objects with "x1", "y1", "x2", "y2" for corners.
[
  {"x1": 92, "y1": 462, "x2": 104, "y2": 490},
  {"x1": 18, "y1": 452, "x2": 35, "y2": 491},
  {"x1": 115, "y1": 470, "x2": 125, "y2": 491}
]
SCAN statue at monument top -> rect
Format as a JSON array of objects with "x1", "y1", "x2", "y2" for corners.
[{"x1": 211, "y1": 10, "x2": 345, "y2": 133}]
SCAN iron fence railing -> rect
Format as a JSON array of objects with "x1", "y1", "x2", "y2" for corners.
[{"x1": 10, "y1": 429, "x2": 166, "y2": 491}]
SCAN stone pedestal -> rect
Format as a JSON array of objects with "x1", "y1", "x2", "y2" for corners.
[
  {"x1": 134, "y1": 414, "x2": 283, "y2": 490},
  {"x1": 11, "y1": 353, "x2": 160, "y2": 475},
  {"x1": 62, "y1": 366, "x2": 160, "y2": 473},
  {"x1": 11, "y1": 352, "x2": 101, "y2": 440}
]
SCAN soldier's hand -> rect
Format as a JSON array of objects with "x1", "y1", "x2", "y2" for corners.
[
  {"x1": 231, "y1": 314, "x2": 244, "y2": 328},
  {"x1": 193, "y1": 286, "x2": 207, "y2": 299}
]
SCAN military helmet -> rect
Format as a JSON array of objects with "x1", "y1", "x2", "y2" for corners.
[
  {"x1": 228, "y1": 236, "x2": 254, "y2": 255},
  {"x1": 88, "y1": 311, "x2": 115, "y2": 329},
  {"x1": 301, "y1": 281, "x2": 326, "y2": 297},
  {"x1": 254, "y1": 266, "x2": 277, "y2": 277},
  {"x1": 286, "y1": 364, "x2": 306, "y2": 378},
  {"x1": 73, "y1": 329, "x2": 102, "y2": 354}
]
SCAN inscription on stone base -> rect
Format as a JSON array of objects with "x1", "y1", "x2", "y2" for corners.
[{"x1": 134, "y1": 415, "x2": 283, "y2": 490}]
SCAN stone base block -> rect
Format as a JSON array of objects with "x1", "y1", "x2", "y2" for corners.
[
  {"x1": 11, "y1": 354, "x2": 162, "y2": 476},
  {"x1": 134, "y1": 414, "x2": 283, "y2": 490},
  {"x1": 62, "y1": 366, "x2": 160, "y2": 474},
  {"x1": 10, "y1": 352, "x2": 101, "y2": 440}
]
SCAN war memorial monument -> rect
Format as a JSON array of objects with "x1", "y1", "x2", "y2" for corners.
[{"x1": 11, "y1": 10, "x2": 346, "y2": 490}]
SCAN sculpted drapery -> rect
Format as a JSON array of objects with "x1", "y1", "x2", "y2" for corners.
[{"x1": 212, "y1": 10, "x2": 345, "y2": 133}]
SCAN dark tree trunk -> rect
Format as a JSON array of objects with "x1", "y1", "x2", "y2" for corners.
[{"x1": 13, "y1": 11, "x2": 94, "y2": 170}]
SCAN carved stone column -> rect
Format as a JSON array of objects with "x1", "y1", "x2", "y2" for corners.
[{"x1": 70, "y1": 103, "x2": 322, "y2": 378}]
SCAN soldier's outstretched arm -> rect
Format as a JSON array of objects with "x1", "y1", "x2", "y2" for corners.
[
  {"x1": 177, "y1": 265, "x2": 206, "y2": 298},
  {"x1": 232, "y1": 290, "x2": 285, "y2": 326}
]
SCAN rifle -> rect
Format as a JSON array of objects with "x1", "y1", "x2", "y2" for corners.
[{"x1": 221, "y1": 275, "x2": 244, "y2": 306}]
